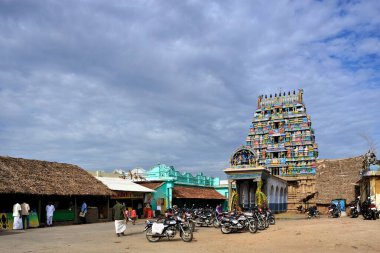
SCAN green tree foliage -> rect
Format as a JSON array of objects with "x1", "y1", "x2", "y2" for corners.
[
  {"x1": 228, "y1": 190, "x2": 239, "y2": 211},
  {"x1": 255, "y1": 179, "x2": 268, "y2": 207}
]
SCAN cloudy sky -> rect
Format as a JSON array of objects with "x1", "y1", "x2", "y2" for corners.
[{"x1": 0, "y1": 0, "x2": 379, "y2": 178}]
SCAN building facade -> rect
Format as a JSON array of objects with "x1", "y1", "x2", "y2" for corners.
[
  {"x1": 244, "y1": 89, "x2": 318, "y2": 210},
  {"x1": 358, "y1": 152, "x2": 380, "y2": 210},
  {"x1": 137, "y1": 164, "x2": 226, "y2": 214},
  {"x1": 224, "y1": 147, "x2": 288, "y2": 212}
]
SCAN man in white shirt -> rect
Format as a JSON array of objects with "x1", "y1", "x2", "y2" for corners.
[
  {"x1": 46, "y1": 202, "x2": 55, "y2": 227},
  {"x1": 12, "y1": 203, "x2": 23, "y2": 230}
]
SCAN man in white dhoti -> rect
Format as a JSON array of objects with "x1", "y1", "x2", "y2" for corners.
[
  {"x1": 12, "y1": 203, "x2": 23, "y2": 230},
  {"x1": 46, "y1": 202, "x2": 55, "y2": 227},
  {"x1": 112, "y1": 201, "x2": 127, "y2": 237}
]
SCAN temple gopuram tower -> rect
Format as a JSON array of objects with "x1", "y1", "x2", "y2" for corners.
[{"x1": 245, "y1": 89, "x2": 318, "y2": 210}]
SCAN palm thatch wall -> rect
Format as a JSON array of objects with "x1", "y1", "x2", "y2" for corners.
[{"x1": 0, "y1": 156, "x2": 111, "y2": 196}]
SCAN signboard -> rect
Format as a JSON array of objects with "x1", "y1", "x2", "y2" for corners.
[{"x1": 111, "y1": 192, "x2": 144, "y2": 199}]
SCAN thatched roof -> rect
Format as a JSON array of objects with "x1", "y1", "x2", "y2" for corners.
[
  {"x1": 136, "y1": 181, "x2": 165, "y2": 190},
  {"x1": 173, "y1": 185, "x2": 226, "y2": 200},
  {"x1": 0, "y1": 156, "x2": 112, "y2": 196}
]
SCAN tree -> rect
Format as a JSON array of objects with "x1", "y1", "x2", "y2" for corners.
[
  {"x1": 228, "y1": 190, "x2": 239, "y2": 211},
  {"x1": 255, "y1": 180, "x2": 268, "y2": 207}
]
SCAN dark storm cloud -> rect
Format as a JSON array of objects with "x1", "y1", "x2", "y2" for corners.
[{"x1": 0, "y1": 0, "x2": 379, "y2": 178}]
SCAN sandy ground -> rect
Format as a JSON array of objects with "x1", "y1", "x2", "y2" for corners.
[{"x1": 1, "y1": 215, "x2": 379, "y2": 253}]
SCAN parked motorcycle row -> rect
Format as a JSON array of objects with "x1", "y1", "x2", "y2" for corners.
[
  {"x1": 144, "y1": 205, "x2": 276, "y2": 242},
  {"x1": 349, "y1": 197, "x2": 379, "y2": 220},
  {"x1": 218, "y1": 207, "x2": 275, "y2": 234},
  {"x1": 299, "y1": 197, "x2": 379, "y2": 220}
]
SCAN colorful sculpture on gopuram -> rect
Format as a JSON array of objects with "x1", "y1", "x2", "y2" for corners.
[{"x1": 246, "y1": 89, "x2": 318, "y2": 176}]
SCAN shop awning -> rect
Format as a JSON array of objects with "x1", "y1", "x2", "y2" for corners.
[
  {"x1": 96, "y1": 177, "x2": 155, "y2": 192},
  {"x1": 173, "y1": 185, "x2": 226, "y2": 200}
]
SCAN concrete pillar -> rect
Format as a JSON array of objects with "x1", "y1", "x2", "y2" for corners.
[{"x1": 168, "y1": 187, "x2": 172, "y2": 208}]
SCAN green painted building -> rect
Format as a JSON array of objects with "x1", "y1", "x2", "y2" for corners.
[{"x1": 138, "y1": 164, "x2": 226, "y2": 214}]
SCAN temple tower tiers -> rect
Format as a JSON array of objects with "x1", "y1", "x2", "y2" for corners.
[{"x1": 246, "y1": 89, "x2": 318, "y2": 210}]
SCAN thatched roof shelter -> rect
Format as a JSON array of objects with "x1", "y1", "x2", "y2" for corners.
[
  {"x1": 173, "y1": 185, "x2": 226, "y2": 200},
  {"x1": 0, "y1": 156, "x2": 112, "y2": 196}
]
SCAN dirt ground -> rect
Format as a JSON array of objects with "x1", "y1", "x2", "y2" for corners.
[{"x1": 1, "y1": 216, "x2": 379, "y2": 253}]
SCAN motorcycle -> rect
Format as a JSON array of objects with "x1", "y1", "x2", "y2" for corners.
[
  {"x1": 264, "y1": 208, "x2": 275, "y2": 225},
  {"x1": 306, "y1": 206, "x2": 320, "y2": 219},
  {"x1": 220, "y1": 213, "x2": 257, "y2": 234},
  {"x1": 361, "y1": 198, "x2": 377, "y2": 220},
  {"x1": 328, "y1": 203, "x2": 341, "y2": 218},
  {"x1": 349, "y1": 197, "x2": 360, "y2": 218},
  {"x1": 251, "y1": 207, "x2": 269, "y2": 230},
  {"x1": 213, "y1": 211, "x2": 232, "y2": 228},
  {"x1": 145, "y1": 216, "x2": 193, "y2": 242},
  {"x1": 193, "y1": 208, "x2": 215, "y2": 227}
]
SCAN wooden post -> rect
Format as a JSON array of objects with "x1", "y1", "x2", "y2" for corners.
[
  {"x1": 107, "y1": 197, "x2": 110, "y2": 221},
  {"x1": 74, "y1": 197, "x2": 78, "y2": 223},
  {"x1": 38, "y1": 198, "x2": 41, "y2": 226}
]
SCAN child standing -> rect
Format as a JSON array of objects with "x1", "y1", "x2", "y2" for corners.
[{"x1": 130, "y1": 209, "x2": 137, "y2": 225}]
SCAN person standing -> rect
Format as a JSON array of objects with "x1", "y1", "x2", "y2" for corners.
[
  {"x1": 137, "y1": 202, "x2": 143, "y2": 219},
  {"x1": 46, "y1": 202, "x2": 55, "y2": 227},
  {"x1": 216, "y1": 204, "x2": 222, "y2": 215},
  {"x1": 21, "y1": 202, "x2": 30, "y2": 229},
  {"x1": 112, "y1": 201, "x2": 126, "y2": 237},
  {"x1": 155, "y1": 204, "x2": 161, "y2": 218},
  {"x1": 80, "y1": 201, "x2": 87, "y2": 224},
  {"x1": 12, "y1": 203, "x2": 23, "y2": 230},
  {"x1": 130, "y1": 209, "x2": 137, "y2": 225}
]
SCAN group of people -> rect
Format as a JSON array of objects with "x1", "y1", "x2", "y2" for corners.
[
  {"x1": 12, "y1": 202, "x2": 30, "y2": 230},
  {"x1": 45, "y1": 201, "x2": 88, "y2": 227},
  {"x1": 12, "y1": 201, "x2": 88, "y2": 229},
  {"x1": 112, "y1": 201, "x2": 138, "y2": 237}
]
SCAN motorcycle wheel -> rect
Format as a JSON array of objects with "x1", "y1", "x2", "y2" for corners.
[
  {"x1": 269, "y1": 217, "x2": 276, "y2": 225},
  {"x1": 249, "y1": 220, "x2": 258, "y2": 233},
  {"x1": 180, "y1": 227, "x2": 193, "y2": 242},
  {"x1": 363, "y1": 213, "x2": 371, "y2": 220},
  {"x1": 207, "y1": 218, "x2": 215, "y2": 227},
  {"x1": 189, "y1": 221, "x2": 195, "y2": 232},
  {"x1": 146, "y1": 228, "x2": 161, "y2": 242},
  {"x1": 213, "y1": 219, "x2": 220, "y2": 228},
  {"x1": 194, "y1": 217, "x2": 202, "y2": 227},
  {"x1": 221, "y1": 225, "x2": 232, "y2": 234},
  {"x1": 258, "y1": 221, "x2": 265, "y2": 230},
  {"x1": 264, "y1": 219, "x2": 269, "y2": 228}
]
